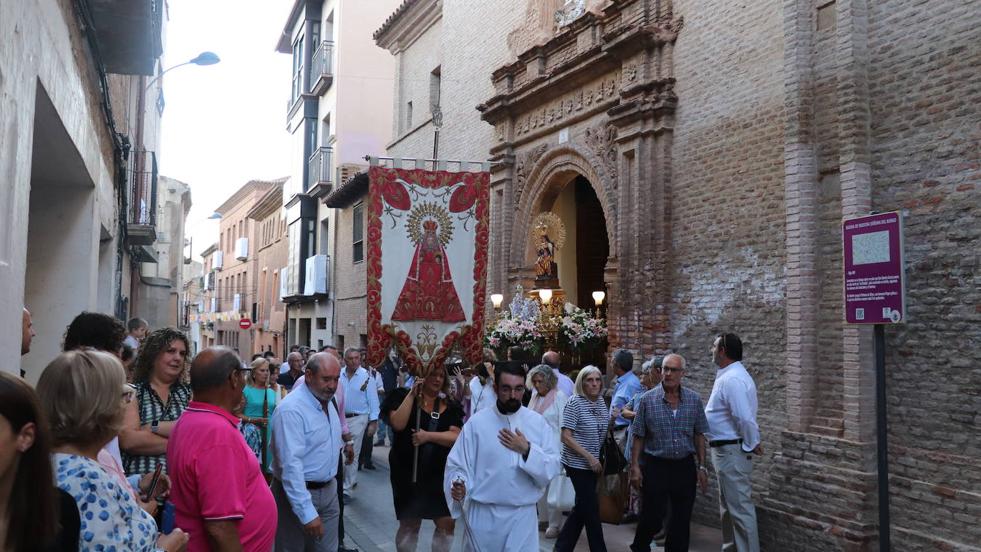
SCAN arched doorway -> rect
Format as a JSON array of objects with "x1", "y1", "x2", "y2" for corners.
[{"x1": 539, "y1": 174, "x2": 610, "y2": 309}]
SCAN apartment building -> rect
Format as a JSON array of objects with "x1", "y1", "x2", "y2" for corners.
[
  {"x1": 180, "y1": 259, "x2": 204, "y2": 355},
  {"x1": 276, "y1": 0, "x2": 398, "y2": 351},
  {"x1": 130, "y1": 175, "x2": 192, "y2": 330},
  {"x1": 196, "y1": 242, "x2": 222, "y2": 351},
  {"x1": 210, "y1": 179, "x2": 283, "y2": 357},
  {"x1": 2, "y1": 0, "x2": 180, "y2": 379},
  {"x1": 247, "y1": 183, "x2": 289, "y2": 358}
]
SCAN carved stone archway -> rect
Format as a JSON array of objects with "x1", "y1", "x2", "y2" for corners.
[{"x1": 511, "y1": 143, "x2": 618, "y2": 270}]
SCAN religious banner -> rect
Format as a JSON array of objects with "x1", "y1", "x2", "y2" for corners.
[{"x1": 366, "y1": 166, "x2": 490, "y2": 375}]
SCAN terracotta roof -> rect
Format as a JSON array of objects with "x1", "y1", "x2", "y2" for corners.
[
  {"x1": 373, "y1": 0, "x2": 422, "y2": 40},
  {"x1": 323, "y1": 171, "x2": 369, "y2": 208}
]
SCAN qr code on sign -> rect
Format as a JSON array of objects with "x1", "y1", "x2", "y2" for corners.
[{"x1": 855, "y1": 308, "x2": 865, "y2": 320}]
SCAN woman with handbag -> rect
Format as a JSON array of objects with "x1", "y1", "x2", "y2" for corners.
[
  {"x1": 555, "y1": 365, "x2": 612, "y2": 552},
  {"x1": 382, "y1": 367, "x2": 464, "y2": 552},
  {"x1": 527, "y1": 364, "x2": 570, "y2": 539}
]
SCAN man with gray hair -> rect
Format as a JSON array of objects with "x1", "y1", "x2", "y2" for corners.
[
  {"x1": 271, "y1": 352, "x2": 346, "y2": 551},
  {"x1": 541, "y1": 350, "x2": 574, "y2": 398},
  {"x1": 168, "y1": 347, "x2": 277, "y2": 551},
  {"x1": 278, "y1": 351, "x2": 305, "y2": 392},
  {"x1": 339, "y1": 346, "x2": 379, "y2": 500},
  {"x1": 628, "y1": 353, "x2": 709, "y2": 552}
]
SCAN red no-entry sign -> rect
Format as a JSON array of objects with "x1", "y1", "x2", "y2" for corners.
[{"x1": 239, "y1": 318, "x2": 252, "y2": 330}]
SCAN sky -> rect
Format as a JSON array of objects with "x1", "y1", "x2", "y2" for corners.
[{"x1": 159, "y1": 0, "x2": 293, "y2": 260}]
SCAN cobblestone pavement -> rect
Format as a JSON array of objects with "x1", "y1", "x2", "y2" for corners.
[{"x1": 343, "y1": 445, "x2": 722, "y2": 551}]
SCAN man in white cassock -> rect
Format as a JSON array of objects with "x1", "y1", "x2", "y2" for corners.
[{"x1": 444, "y1": 362, "x2": 561, "y2": 551}]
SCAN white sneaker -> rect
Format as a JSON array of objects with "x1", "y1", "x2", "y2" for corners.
[{"x1": 545, "y1": 526, "x2": 559, "y2": 539}]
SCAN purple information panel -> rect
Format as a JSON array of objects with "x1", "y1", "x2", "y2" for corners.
[{"x1": 843, "y1": 212, "x2": 906, "y2": 324}]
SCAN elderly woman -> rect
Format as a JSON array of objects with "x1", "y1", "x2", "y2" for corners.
[
  {"x1": 38, "y1": 350, "x2": 188, "y2": 552},
  {"x1": 242, "y1": 356, "x2": 278, "y2": 473},
  {"x1": 119, "y1": 328, "x2": 192, "y2": 476},
  {"x1": 555, "y1": 365, "x2": 610, "y2": 552},
  {"x1": 527, "y1": 364, "x2": 570, "y2": 538}
]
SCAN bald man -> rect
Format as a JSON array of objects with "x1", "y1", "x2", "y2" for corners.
[
  {"x1": 21, "y1": 308, "x2": 35, "y2": 356},
  {"x1": 271, "y1": 353, "x2": 345, "y2": 551},
  {"x1": 168, "y1": 347, "x2": 277, "y2": 551},
  {"x1": 542, "y1": 351, "x2": 574, "y2": 398}
]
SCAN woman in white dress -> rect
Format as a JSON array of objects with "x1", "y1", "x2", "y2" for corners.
[{"x1": 527, "y1": 363, "x2": 570, "y2": 538}]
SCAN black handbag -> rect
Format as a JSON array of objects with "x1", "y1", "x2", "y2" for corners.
[{"x1": 599, "y1": 426, "x2": 627, "y2": 475}]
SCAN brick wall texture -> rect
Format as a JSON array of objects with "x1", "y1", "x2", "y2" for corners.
[{"x1": 380, "y1": 0, "x2": 981, "y2": 549}]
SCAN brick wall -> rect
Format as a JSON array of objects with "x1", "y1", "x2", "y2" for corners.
[
  {"x1": 333, "y1": 196, "x2": 368, "y2": 347},
  {"x1": 865, "y1": 0, "x2": 981, "y2": 547}
]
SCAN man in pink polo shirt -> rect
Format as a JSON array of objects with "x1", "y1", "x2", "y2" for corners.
[{"x1": 168, "y1": 347, "x2": 277, "y2": 551}]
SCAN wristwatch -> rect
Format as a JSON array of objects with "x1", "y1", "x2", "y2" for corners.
[{"x1": 151, "y1": 420, "x2": 160, "y2": 434}]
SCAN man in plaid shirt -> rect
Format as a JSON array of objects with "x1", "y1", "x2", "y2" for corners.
[{"x1": 628, "y1": 354, "x2": 709, "y2": 552}]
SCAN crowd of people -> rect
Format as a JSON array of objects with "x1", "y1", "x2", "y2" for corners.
[{"x1": 5, "y1": 306, "x2": 764, "y2": 552}]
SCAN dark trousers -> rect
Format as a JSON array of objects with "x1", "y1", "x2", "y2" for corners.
[
  {"x1": 631, "y1": 455, "x2": 697, "y2": 552},
  {"x1": 336, "y1": 456, "x2": 345, "y2": 545},
  {"x1": 359, "y1": 425, "x2": 374, "y2": 468},
  {"x1": 555, "y1": 464, "x2": 607, "y2": 552}
]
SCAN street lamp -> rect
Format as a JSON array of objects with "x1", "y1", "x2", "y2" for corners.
[{"x1": 145, "y1": 51, "x2": 221, "y2": 90}]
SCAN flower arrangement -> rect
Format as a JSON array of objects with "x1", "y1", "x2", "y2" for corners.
[
  {"x1": 484, "y1": 288, "x2": 545, "y2": 357},
  {"x1": 558, "y1": 303, "x2": 608, "y2": 350}
]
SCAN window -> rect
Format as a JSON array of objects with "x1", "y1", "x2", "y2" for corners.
[
  {"x1": 320, "y1": 218, "x2": 330, "y2": 255},
  {"x1": 352, "y1": 203, "x2": 364, "y2": 263},
  {"x1": 430, "y1": 66, "x2": 442, "y2": 113},
  {"x1": 406, "y1": 101, "x2": 413, "y2": 131},
  {"x1": 316, "y1": 317, "x2": 327, "y2": 330},
  {"x1": 291, "y1": 34, "x2": 305, "y2": 103}
]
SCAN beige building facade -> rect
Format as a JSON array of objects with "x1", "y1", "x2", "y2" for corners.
[
  {"x1": 211, "y1": 179, "x2": 283, "y2": 357},
  {"x1": 247, "y1": 184, "x2": 290, "y2": 357},
  {"x1": 277, "y1": 0, "x2": 399, "y2": 351},
  {"x1": 1, "y1": 0, "x2": 177, "y2": 380},
  {"x1": 377, "y1": 0, "x2": 981, "y2": 550}
]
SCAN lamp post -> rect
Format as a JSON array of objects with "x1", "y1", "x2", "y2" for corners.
[
  {"x1": 145, "y1": 51, "x2": 221, "y2": 91},
  {"x1": 592, "y1": 290, "x2": 606, "y2": 318}
]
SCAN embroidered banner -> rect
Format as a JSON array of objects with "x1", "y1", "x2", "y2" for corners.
[{"x1": 366, "y1": 166, "x2": 489, "y2": 375}]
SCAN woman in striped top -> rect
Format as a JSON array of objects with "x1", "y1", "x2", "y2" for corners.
[{"x1": 555, "y1": 365, "x2": 611, "y2": 552}]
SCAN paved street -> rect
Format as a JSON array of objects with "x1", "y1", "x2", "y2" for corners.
[{"x1": 343, "y1": 445, "x2": 722, "y2": 551}]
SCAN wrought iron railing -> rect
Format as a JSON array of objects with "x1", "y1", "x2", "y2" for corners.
[
  {"x1": 129, "y1": 150, "x2": 158, "y2": 226},
  {"x1": 307, "y1": 146, "x2": 333, "y2": 190}
]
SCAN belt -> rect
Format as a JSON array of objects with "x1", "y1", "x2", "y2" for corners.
[
  {"x1": 344, "y1": 412, "x2": 364, "y2": 418},
  {"x1": 709, "y1": 438, "x2": 743, "y2": 448},
  {"x1": 305, "y1": 480, "x2": 331, "y2": 490}
]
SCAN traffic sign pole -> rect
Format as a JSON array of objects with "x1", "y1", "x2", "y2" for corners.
[{"x1": 874, "y1": 324, "x2": 890, "y2": 552}]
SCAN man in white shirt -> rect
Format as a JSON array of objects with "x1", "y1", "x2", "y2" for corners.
[
  {"x1": 469, "y1": 357, "x2": 497, "y2": 415},
  {"x1": 705, "y1": 333, "x2": 762, "y2": 552},
  {"x1": 339, "y1": 347, "x2": 379, "y2": 499},
  {"x1": 445, "y1": 363, "x2": 561, "y2": 551}
]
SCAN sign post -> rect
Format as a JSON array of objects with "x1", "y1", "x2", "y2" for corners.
[
  {"x1": 842, "y1": 211, "x2": 905, "y2": 552},
  {"x1": 239, "y1": 318, "x2": 252, "y2": 330}
]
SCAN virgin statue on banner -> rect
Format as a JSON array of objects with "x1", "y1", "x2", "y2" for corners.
[{"x1": 391, "y1": 218, "x2": 466, "y2": 323}]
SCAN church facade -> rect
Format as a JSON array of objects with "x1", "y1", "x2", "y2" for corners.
[{"x1": 376, "y1": 0, "x2": 981, "y2": 550}]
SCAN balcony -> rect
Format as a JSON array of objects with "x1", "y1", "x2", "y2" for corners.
[
  {"x1": 279, "y1": 266, "x2": 290, "y2": 301},
  {"x1": 310, "y1": 41, "x2": 335, "y2": 96},
  {"x1": 303, "y1": 254, "x2": 329, "y2": 297},
  {"x1": 235, "y1": 237, "x2": 249, "y2": 261},
  {"x1": 126, "y1": 150, "x2": 158, "y2": 246},
  {"x1": 307, "y1": 146, "x2": 333, "y2": 197},
  {"x1": 213, "y1": 250, "x2": 224, "y2": 270},
  {"x1": 87, "y1": 0, "x2": 164, "y2": 75}
]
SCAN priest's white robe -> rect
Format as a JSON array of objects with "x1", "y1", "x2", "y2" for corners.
[{"x1": 444, "y1": 405, "x2": 561, "y2": 552}]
